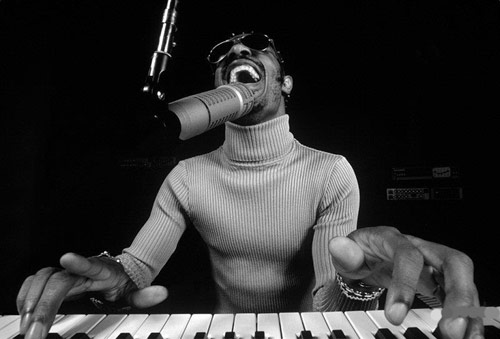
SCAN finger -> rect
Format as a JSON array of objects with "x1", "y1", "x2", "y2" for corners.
[
  {"x1": 127, "y1": 285, "x2": 169, "y2": 308},
  {"x1": 464, "y1": 317, "x2": 484, "y2": 339},
  {"x1": 384, "y1": 239, "x2": 424, "y2": 325},
  {"x1": 60, "y1": 252, "x2": 115, "y2": 282},
  {"x1": 16, "y1": 267, "x2": 58, "y2": 334},
  {"x1": 328, "y1": 236, "x2": 366, "y2": 278},
  {"x1": 406, "y1": 236, "x2": 480, "y2": 339},
  {"x1": 17, "y1": 275, "x2": 34, "y2": 314},
  {"x1": 25, "y1": 270, "x2": 79, "y2": 339},
  {"x1": 439, "y1": 255, "x2": 478, "y2": 339},
  {"x1": 415, "y1": 266, "x2": 437, "y2": 296}
]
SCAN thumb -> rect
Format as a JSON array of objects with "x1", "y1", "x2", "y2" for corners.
[
  {"x1": 328, "y1": 236, "x2": 365, "y2": 277},
  {"x1": 128, "y1": 285, "x2": 169, "y2": 308}
]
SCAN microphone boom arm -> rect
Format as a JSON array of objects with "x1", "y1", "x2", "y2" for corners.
[{"x1": 142, "y1": 0, "x2": 179, "y2": 100}]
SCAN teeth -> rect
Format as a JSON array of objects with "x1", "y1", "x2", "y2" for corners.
[{"x1": 229, "y1": 65, "x2": 260, "y2": 83}]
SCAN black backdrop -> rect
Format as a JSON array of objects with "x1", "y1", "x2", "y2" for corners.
[{"x1": 1, "y1": 0, "x2": 499, "y2": 314}]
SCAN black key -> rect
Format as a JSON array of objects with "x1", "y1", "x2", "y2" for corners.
[
  {"x1": 485, "y1": 325, "x2": 500, "y2": 339},
  {"x1": 374, "y1": 328, "x2": 398, "y2": 339},
  {"x1": 300, "y1": 330, "x2": 313, "y2": 339},
  {"x1": 225, "y1": 331, "x2": 236, "y2": 339},
  {"x1": 147, "y1": 333, "x2": 165, "y2": 339},
  {"x1": 71, "y1": 333, "x2": 91, "y2": 339},
  {"x1": 254, "y1": 331, "x2": 266, "y2": 339},
  {"x1": 12, "y1": 335, "x2": 24, "y2": 339},
  {"x1": 194, "y1": 332, "x2": 208, "y2": 339},
  {"x1": 432, "y1": 326, "x2": 443, "y2": 339},
  {"x1": 404, "y1": 327, "x2": 428, "y2": 339},
  {"x1": 46, "y1": 334, "x2": 63, "y2": 339},
  {"x1": 330, "y1": 329, "x2": 346, "y2": 339},
  {"x1": 115, "y1": 333, "x2": 134, "y2": 339}
]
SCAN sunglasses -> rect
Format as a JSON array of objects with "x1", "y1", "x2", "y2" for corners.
[{"x1": 207, "y1": 32, "x2": 284, "y2": 65}]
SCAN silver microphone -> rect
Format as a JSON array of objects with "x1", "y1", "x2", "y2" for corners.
[{"x1": 167, "y1": 83, "x2": 256, "y2": 140}]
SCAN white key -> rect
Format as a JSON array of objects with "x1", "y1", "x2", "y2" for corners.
[
  {"x1": 87, "y1": 314, "x2": 128, "y2": 339},
  {"x1": 279, "y1": 312, "x2": 304, "y2": 339},
  {"x1": 161, "y1": 314, "x2": 191, "y2": 339},
  {"x1": 484, "y1": 317, "x2": 500, "y2": 328},
  {"x1": 257, "y1": 313, "x2": 281, "y2": 339},
  {"x1": 322, "y1": 311, "x2": 359, "y2": 339},
  {"x1": 0, "y1": 314, "x2": 65, "y2": 339},
  {"x1": 345, "y1": 311, "x2": 378, "y2": 339},
  {"x1": 366, "y1": 310, "x2": 406, "y2": 339},
  {"x1": 48, "y1": 314, "x2": 87, "y2": 337},
  {"x1": 63, "y1": 314, "x2": 106, "y2": 338},
  {"x1": 487, "y1": 307, "x2": 500, "y2": 326},
  {"x1": 181, "y1": 314, "x2": 213, "y2": 339},
  {"x1": 0, "y1": 316, "x2": 20, "y2": 339},
  {"x1": 234, "y1": 313, "x2": 256, "y2": 339},
  {"x1": 412, "y1": 308, "x2": 440, "y2": 329},
  {"x1": 107, "y1": 314, "x2": 149, "y2": 338},
  {"x1": 300, "y1": 312, "x2": 330, "y2": 339},
  {"x1": 135, "y1": 314, "x2": 170, "y2": 339},
  {"x1": 0, "y1": 315, "x2": 18, "y2": 330},
  {"x1": 208, "y1": 314, "x2": 234, "y2": 339}
]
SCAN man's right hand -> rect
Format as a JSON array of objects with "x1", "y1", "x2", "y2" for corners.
[{"x1": 16, "y1": 252, "x2": 168, "y2": 339}]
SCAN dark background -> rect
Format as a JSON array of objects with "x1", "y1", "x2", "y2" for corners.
[{"x1": 1, "y1": 0, "x2": 499, "y2": 315}]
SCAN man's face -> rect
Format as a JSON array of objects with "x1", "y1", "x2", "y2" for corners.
[{"x1": 211, "y1": 34, "x2": 292, "y2": 125}]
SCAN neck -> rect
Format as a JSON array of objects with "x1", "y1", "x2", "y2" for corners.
[
  {"x1": 233, "y1": 97, "x2": 286, "y2": 126},
  {"x1": 223, "y1": 114, "x2": 294, "y2": 162}
]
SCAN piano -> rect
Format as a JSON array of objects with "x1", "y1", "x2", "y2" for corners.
[{"x1": 1, "y1": 308, "x2": 500, "y2": 339}]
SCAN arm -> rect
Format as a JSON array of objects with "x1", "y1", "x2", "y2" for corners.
[
  {"x1": 311, "y1": 156, "x2": 376, "y2": 311},
  {"x1": 17, "y1": 162, "x2": 191, "y2": 339},
  {"x1": 117, "y1": 161, "x2": 191, "y2": 289}
]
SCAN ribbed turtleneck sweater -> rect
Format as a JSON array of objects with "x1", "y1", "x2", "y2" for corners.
[{"x1": 119, "y1": 114, "x2": 360, "y2": 313}]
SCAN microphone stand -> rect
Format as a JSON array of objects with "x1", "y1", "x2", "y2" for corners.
[{"x1": 141, "y1": 0, "x2": 181, "y2": 152}]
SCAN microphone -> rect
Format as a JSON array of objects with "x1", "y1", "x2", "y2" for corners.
[{"x1": 155, "y1": 83, "x2": 257, "y2": 140}]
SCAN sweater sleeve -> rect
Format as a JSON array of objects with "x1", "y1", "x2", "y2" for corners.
[
  {"x1": 311, "y1": 156, "x2": 379, "y2": 311},
  {"x1": 117, "y1": 161, "x2": 190, "y2": 289}
]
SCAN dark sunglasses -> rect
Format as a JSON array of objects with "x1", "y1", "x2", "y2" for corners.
[{"x1": 207, "y1": 32, "x2": 284, "y2": 65}]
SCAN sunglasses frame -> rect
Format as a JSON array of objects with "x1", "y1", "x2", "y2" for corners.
[{"x1": 207, "y1": 32, "x2": 284, "y2": 66}]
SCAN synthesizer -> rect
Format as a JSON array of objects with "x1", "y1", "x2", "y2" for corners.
[{"x1": 1, "y1": 308, "x2": 499, "y2": 339}]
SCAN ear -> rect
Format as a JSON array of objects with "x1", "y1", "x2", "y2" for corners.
[{"x1": 281, "y1": 75, "x2": 293, "y2": 96}]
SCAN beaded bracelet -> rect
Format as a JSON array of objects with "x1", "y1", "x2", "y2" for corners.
[{"x1": 336, "y1": 273, "x2": 386, "y2": 301}]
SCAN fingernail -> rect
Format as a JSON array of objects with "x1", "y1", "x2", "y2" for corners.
[
  {"x1": 25, "y1": 321, "x2": 46, "y2": 339},
  {"x1": 388, "y1": 302, "x2": 408, "y2": 324},
  {"x1": 19, "y1": 312, "x2": 32, "y2": 334}
]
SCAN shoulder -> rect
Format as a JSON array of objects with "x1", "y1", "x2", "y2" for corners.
[
  {"x1": 294, "y1": 141, "x2": 354, "y2": 172},
  {"x1": 166, "y1": 147, "x2": 224, "y2": 183}
]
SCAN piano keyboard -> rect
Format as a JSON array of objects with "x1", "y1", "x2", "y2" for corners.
[{"x1": 2, "y1": 308, "x2": 500, "y2": 339}]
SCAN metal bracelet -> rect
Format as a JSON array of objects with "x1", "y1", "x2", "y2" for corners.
[
  {"x1": 95, "y1": 251, "x2": 121, "y2": 264},
  {"x1": 336, "y1": 273, "x2": 386, "y2": 301},
  {"x1": 89, "y1": 251, "x2": 130, "y2": 312}
]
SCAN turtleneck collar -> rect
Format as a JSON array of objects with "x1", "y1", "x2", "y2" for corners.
[{"x1": 222, "y1": 114, "x2": 295, "y2": 163}]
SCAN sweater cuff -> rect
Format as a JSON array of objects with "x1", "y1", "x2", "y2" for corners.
[
  {"x1": 313, "y1": 276, "x2": 383, "y2": 312},
  {"x1": 116, "y1": 253, "x2": 150, "y2": 289}
]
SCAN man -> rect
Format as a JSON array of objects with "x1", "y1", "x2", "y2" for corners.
[{"x1": 17, "y1": 32, "x2": 482, "y2": 339}]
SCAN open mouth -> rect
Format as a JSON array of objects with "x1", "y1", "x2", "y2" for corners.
[{"x1": 228, "y1": 64, "x2": 261, "y2": 84}]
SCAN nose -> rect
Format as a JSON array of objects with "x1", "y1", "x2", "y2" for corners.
[{"x1": 228, "y1": 43, "x2": 252, "y2": 58}]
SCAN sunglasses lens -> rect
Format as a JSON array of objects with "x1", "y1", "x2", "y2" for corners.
[
  {"x1": 208, "y1": 40, "x2": 233, "y2": 63},
  {"x1": 240, "y1": 34, "x2": 270, "y2": 50},
  {"x1": 207, "y1": 34, "x2": 273, "y2": 64}
]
